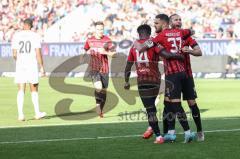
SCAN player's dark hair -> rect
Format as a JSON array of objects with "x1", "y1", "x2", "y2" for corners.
[
  {"x1": 23, "y1": 18, "x2": 33, "y2": 28},
  {"x1": 155, "y1": 14, "x2": 169, "y2": 24},
  {"x1": 94, "y1": 21, "x2": 104, "y2": 26},
  {"x1": 137, "y1": 24, "x2": 151, "y2": 37}
]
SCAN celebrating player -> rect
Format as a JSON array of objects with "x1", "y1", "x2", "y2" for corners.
[
  {"x1": 124, "y1": 24, "x2": 184, "y2": 144},
  {"x1": 12, "y1": 18, "x2": 46, "y2": 121},
  {"x1": 134, "y1": 14, "x2": 195, "y2": 143},
  {"x1": 84, "y1": 21, "x2": 115, "y2": 118},
  {"x1": 167, "y1": 13, "x2": 204, "y2": 141}
]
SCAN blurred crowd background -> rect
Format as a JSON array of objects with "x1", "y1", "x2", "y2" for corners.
[{"x1": 1, "y1": 0, "x2": 240, "y2": 42}]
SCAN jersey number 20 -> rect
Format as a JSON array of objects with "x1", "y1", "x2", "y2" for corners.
[{"x1": 19, "y1": 41, "x2": 31, "y2": 53}]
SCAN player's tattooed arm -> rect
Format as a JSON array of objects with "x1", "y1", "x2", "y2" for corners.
[
  {"x1": 36, "y1": 48, "x2": 45, "y2": 76},
  {"x1": 155, "y1": 43, "x2": 184, "y2": 60},
  {"x1": 124, "y1": 61, "x2": 134, "y2": 90},
  {"x1": 182, "y1": 45, "x2": 202, "y2": 56},
  {"x1": 159, "y1": 49, "x2": 184, "y2": 60},
  {"x1": 13, "y1": 49, "x2": 17, "y2": 60}
]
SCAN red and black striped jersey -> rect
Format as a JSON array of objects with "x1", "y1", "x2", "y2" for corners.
[
  {"x1": 128, "y1": 39, "x2": 161, "y2": 84},
  {"x1": 84, "y1": 35, "x2": 112, "y2": 73},
  {"x1": 152, "y1": 28, "x2": 191, "y2": 75},
  {"x1": 183, "y1": 36, "x2": 198, "y2": 77}
]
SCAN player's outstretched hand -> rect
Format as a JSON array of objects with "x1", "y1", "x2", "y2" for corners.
[{"x1": 124, "y1": 82, "x2": 130, "y2": 90}]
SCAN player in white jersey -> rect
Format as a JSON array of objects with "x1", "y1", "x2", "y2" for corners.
[{"x1": 12, "y1": 18, "x2": 46, "y2": 121}]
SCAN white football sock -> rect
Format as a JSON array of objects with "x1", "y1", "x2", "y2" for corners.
[
  {"x1": 17, "y1": 90, "x2": 24, "y2": 117},
  {"x1": 31, "y1": 91, "x2": 40, "y2": 115}
]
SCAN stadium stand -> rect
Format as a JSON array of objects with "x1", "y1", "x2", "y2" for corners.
[{"x1": 0, "y1": 0, "x2": 240, "y2": 42}]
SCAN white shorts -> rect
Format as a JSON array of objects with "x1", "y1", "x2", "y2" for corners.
[{"x1": 15, "y1": 65, "x2": 39, "y2": 84}]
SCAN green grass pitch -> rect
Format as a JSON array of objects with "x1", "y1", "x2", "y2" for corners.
[{"x1": 0, "y1": 78, "x2": 240, "y2": 159}]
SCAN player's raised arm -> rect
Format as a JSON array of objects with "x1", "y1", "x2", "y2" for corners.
[
  {"x1": 133, "y1": 39, "x2": 155, "y2": 53},
  {"x1": 182, "y1": 37, "x2": 202, "y2": 56},
  {"x1": 182, "y1": 29, "x2": 195, "y2": 40}
]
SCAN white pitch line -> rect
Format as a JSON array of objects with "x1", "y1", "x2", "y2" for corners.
[
  {"x1": 98, "y1": 134, "x2": 141, "y2": 139},
  {"x1": 0, "y1": 117, "x2": 239, "y2": 129},
  {"x1": 204, "y1": 128, "x2": 240, "y2": 133},
  {"x1": 0, "y1": 128, "x2": 240, "y2": 145},
  {"x1": 0, "y1": 137, "x2": 96, "y2": 144}
]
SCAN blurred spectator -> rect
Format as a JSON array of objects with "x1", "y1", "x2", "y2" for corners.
[
  {"x1": 72, "y1": 31, "x2": 81, "y2": 42},
  {"x1": 0, "y1": 0, "x2": 86, "y2": 42},
  {"x1": 0, "y1": 0, "x2": 240, "y2": 42}
]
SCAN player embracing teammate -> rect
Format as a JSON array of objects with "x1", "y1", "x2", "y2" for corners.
[
  {"x1": 124, "y1": 24, "x2": 184, "y2": 144},
  {"x1": 134, "y1": 13, "x2": 203, "y2": 143}
]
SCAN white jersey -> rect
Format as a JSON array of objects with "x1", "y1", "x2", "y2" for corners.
[
  {"x1": 226, "y1": 40, "x2": 239, "y2": 58},
  {"x1": 12, "y1": 30, "x2": 41, "y2": 84}
]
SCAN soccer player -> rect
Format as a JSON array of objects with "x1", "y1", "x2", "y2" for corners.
[
  {"x1": 224, "y1": 31, "x2": 239, "y2": 78},
  {"x1": 134, "y1": 14, "x2": 195, "y2": 143},
  {"x1": 84, "y1": 21, "x2": 115, "y2": 118},
  {"x1": 124, "y1": 24, "x2": 184, "y2": 144},
  {"x1": 12, "y1": 18, "x2": 46, "y2": 121},
  {"x1": 167, "y1": 13, "x2": 204, "y2": 141}
]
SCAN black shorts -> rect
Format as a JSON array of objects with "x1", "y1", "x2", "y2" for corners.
[
  {"x1": 90, "y1": 71, "x2": 109, "y2": 89},
  {"x1": 227, "y1": 56, "x2": 238, "y2": 65},
  {"x1": 165, "y1": 72, "x2": 186, "y2": 99},
  {"x1": 138, "y1": 83, "x2": 160, "y2": 108},
  {"x1": 182, "y1": 77, "x2": 197, "y2": 100}
]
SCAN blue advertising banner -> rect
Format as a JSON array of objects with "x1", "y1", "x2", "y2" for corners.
[{"x1": 1, "y1": 39, "x2": 240, "y2": 58}]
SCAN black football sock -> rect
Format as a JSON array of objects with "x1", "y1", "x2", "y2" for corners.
[
  {"x1": 100, "y1": 91, "x2": 107, "y2": 112},
  {"x1": 163, "y1": 101, "x2": 171, "y2": 134},
  {"x1": 189, "y1": 103, "x2": 202, "y2": 132},
  {"x1": 174, "y1": 102, "x2": 190, "y2": 131},
  {"x1": 146, "y1": 106, "x2": 161, "y2": 137},
  {"x1": 165, "y1": 102, "x2": 176, "y2": 131},
  {"x1": 94, "y1": 90, "x2": 102, "y2": 105}
]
